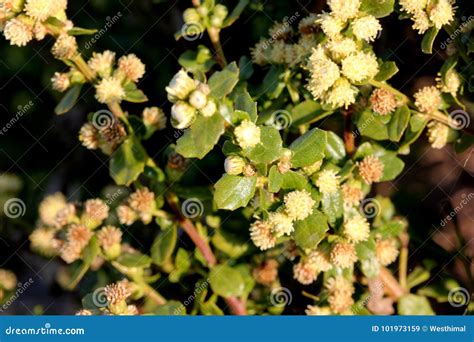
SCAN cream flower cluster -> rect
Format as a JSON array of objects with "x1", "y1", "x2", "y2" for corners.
[
  {"x1": 2, "y1": 0, "x2": 69, "y2": 47},
  {"x1": 400, "y1": 0, "x2": 456, "y2": 34},
  {"x1": 250, "y1": 16, "x2": 318, "y2": 67},
  {"x1": 88, "y1": 50, "x2": 146, "y2": 104},
  {"x1": 166, "y1": 70, "x2": 217, "y2": 129},
  {"x1": 307, "y1": 1, "x2": 381, "y2": 109},
  {"x1": 250, "y1": 190, "x2": 315, "y2": 250},
  {"x1": 29, "y1": 194, "x2": 116, "y2": 264}
]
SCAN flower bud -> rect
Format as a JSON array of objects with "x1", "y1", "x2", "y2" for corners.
[
  {"x1": 166, "y1": 70, "x2": 197, "y2": 102},
  {"x1": 224, "y1": 156, "x2": 246, "y2": 175},
  {"x1": 51, "y1": 72, "x2": 70, "y2": 92},
  {"x1": 189, "y1": 88, "x2": 208, "y2": 110},
  {"x1": 183, "y1": 8, "x2": 201, "y2": 24},
  {"x1": 142, "y1": 107, "x2": 167, "y2": 130},
  {"x1": 97, "y1": 226, "x2": 122, "y2": 260},
  {"x1": 171, "y1": 101, "x2": 196, "y2": 129},
  {"x1": 210, "y1": 15, "x2": 224, "y2": 28},
  {"x1": 213, "y1": 4, "x2": 228, "y2": 20},
  {"x1": 200, "y1": 99, "x2": 217, "y2": 117},
  {"x1": 196, "y1": 6, "x2": 209, "y2": 17}
]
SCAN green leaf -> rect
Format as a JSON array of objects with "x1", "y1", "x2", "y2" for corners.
[
  {"x1": 231, "y1": 86, "x2": 257, "y2": 121},
  {"x1": 175, "y1": 114, "x2": 225, "y2": 159},
  {"x1": 123, "y1": 82, "x2": 148, "y2": 103},
  {"x1": 355, "y1": 238, "x2": 376, "y2": 260},
  {"x1": 375, "y1": 61, "x2": 399, "y2": 81},
  {"x1": 117, "y1": 252, "x2": 152, "y2": 268},
  {"x1": 155, "y1": 301, "x2": 186, "y2": 315},
  {"x1": 355, "y1": 109, "x2": 389, "y2": 140},
  {"x1": 209, "y1": 265, "x2": 245, "y2": 297},
  {"x1": 200, "y1": 301, "x2": 224, "y2": 315},
  {"x1": 399, "y1": 113, "x2": 428, "y2": 151},
  {"x1": 388, "y1": 105, "x2": 410, "y2": 142},
  {"x1": 151, "y1": 226, "x2": 178, "y2": 266},
  {"x1": 290, "y1": 100, "x2": 329, "y2": 126},
  {"x1": 55, "y1": 84, "x2": 82, "y2": 115},
  {"x1": 68, "y1": 27, "x2": 98, "y2": 36},
  {"x1": 379, "y1": 154, "x2": 405, "y2": 181},
  {"x1": 407, "y1": 266, "x2": 431, "y2": 289},
  {"x1": 234, "y1": 264, "x2": 255, "y2": 297},
  {"x1": 178, "y1": 46, "x2": 216, "y2": 74},
  {"x1": 268, "y1": 167, "x2": 308, "y2": 193},
  {"x1": 214, "y1": 175, "x2": 257, "y2": 210},
  {"x1": 211, "y1": 229, "x2": 249, "y2": 258},
  {"x1": 421, "y1": 27, "x2": 439, "y2": 54},
  {"x1": 398, "y1": 294, "x2": 434, "y2": 315},
  {"x1": 321, "y1": 191, "x2": 343, "y2": 227},
  {"x1": 360, "y1": 0, "x2": 394, "y2": 18},
  {"x1": 325, "y1": 131, "x2": 346, "y2": 161},
  {"x1": 110, "y1": 137, "x2": 147, "y2": 185},
  {"x1": 222, "y1": 0, "x2": 249, "y2": 27},
  {"x1": 208, "y1": 62, "x2": 239, "y2": 99},
  {"x1": 294, "y1": 210, "x2": 329, "y2": 250},
  {"x1": 289, "y1": 128, "x2": 327, "y2": 168},
  {"x1": 67, "y1": 236, "x2": 100, "y2": 289},
  {"x1": 243, "y1": 127, "x2": 282, "y2": 164},
  {"x1": 169, "y1": 248, "x2": 191, "y2": 282}
]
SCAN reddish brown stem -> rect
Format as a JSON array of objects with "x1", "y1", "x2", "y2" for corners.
[
  {"x1": 380, "y1": 267, "x2": 406, "y2": 300},
  {"x1": 180, "y1": 218, "x2": 217, "y2": 267},
  {"x1": 343, "y1": 109, "x2": 355, "y2": 156},
  {"x1": 225, "y1": 296, "x2": 247, "y2": 315}
]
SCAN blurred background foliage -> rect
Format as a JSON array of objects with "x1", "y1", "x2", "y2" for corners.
[{"x1": 0, "y1": 0, "x2": 473, "y2": 314}]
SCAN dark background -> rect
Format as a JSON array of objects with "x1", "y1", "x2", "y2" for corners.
[{"x1": 0, "y1": 0, "x2": 473, "y2": 314}]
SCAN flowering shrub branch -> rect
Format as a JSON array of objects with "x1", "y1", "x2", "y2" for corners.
[{"x1": 1, "y1": 0, "x2": 472, "y2": 315}]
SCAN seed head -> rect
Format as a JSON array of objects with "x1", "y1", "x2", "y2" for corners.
[
  {"x1": 343, "y1": 215, "x2": 370, "y2": 243},
  {"x1": 105, "y1": 282, "x2": 131, "y2": 306},
  {"x1": 293, "y1": 258, "x2": 318, "y2": 285},
  {"x1": 326, "y1": 276, "x2": 354, "y2": 314},
  {"x1": 88, "y1": 51, "x2": 116, "y2": 78},
  {"x1": 38, "y1": 192, "x2": 68, "y2": 226},
  {"x1": 142, "y1": 107, "x2": 167, "y2": 130},
  {"x1": 341, "y1": 184, "x2": 363, "y2": 207},
  {"x1": 376, "y1": 238, "x2": 399, "y2": 266},
  {"x1": 3, "y1": 18, "x2": 33, "y2": 47},
  {"x1": 52, "y1": 34, "x2": 77, "y2": 60},
  {"x1": 51, "y1": 72, "x2": 70, "y2": 92},
  {"x1": 330, "y1": 242, "x2": 357, "y2": 268},
  {"x1": 117, "y1": 205, "x2": 137, "y2": 226},
  {"x1": 370, "y1": 88, "x2": 398, "y2": 116},
  {"x1": 249, "y1": 220, "x2": 276, "y2": 251},
  {"x1": 97, "y1": 225, "x2": 122, "y2": 251},
  {"x1": 29, "y1": 227, "x2": 60, "y2": 257},
  {"x1": 358, "y1": 155, "x2": 384, "y2": 184}
]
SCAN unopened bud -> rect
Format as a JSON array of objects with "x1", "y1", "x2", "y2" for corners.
[
  {"x1": 224, "y1": 156, "x2": 246, "y2": 175},
  {"x1": 171, "y1": 101, "x2": 196, "y2": 129}
]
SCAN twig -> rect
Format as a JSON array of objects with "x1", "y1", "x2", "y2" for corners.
[
  {"x1": 343, "y1": 108, "x2": 355, "y2": 156},
  {"x1": 180, "y1": 218, "x2": 217, "y2": 267},
  {"x1": 207, "y1": 27, "x2": 227, "y2": 68},
  {"x1": 399, "y1": 232, "x2": 409, "y2": 291},
  {"x1": 380, "y1": 267, "x2": 407, "y2": 300}
]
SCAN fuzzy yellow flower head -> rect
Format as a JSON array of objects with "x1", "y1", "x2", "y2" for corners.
[
  {"x1": 284, "y1": 190, "x2": 315, "y2": 221},
  {"x1": 234, "y1": 120, "x2": 261, "y2": 149},
  {"x1": 428, "y1": 0, "x2": 455, "y2": 29},
  {"x1": 341, "y1": 51, "x2": 379, "y2": 83},
  {"x1": 326, "y1": 276, "x2": 354, "y2": 314},
  {"x1": 24, "y1": 0, "x2": 67, "y2": 22},
  {"x1": 29, "y1": 227, "x2": 60, "y2": 257},
  {"x1": 306, "y1": 305, "x2": 332, "y2": 316},
  {"x1": 341, "y1": 184, "x2": 363, "y2": 207},
  {"x1": 326, "y1": 37, "x2": 357, "y2": 61},
  {"x1": 437, "y1": 69, "x2": 461, "y2": 96},
  {"x1": 88, "y1": 51, "x2": 116, "y2": 78},
  {"x1": 38, "y1": 192, "x2": 68, "y2": 226},
  {"x1": 51, "y1": 72, "x2": 70, "y2": 92},
  {"x1": 324, "y1": 77, "x2": 358, "y2": 109},
  {"x1": 52, "y1": 34, "x2": 77, "y2": 60},
  {"x1": 142, "y1": 107, "x2": 167, "y2": 130},
  {"x1": 307, "y1": 47, "x2": 340, "y2": 98},
  {"x1": 0, "y1": 269, "x2": 17, "y2": 291},
  {"x1": 250, "y1": 220, "x2": 276, "y2": 251},
  {"x1": 352, "y1": 15, "x2": 382, "y2": 42},
  {"x1": 343, "y1": 215, "x2": 370, "y2": 243},
  {"x1": 316, "y1": 12, "x2": 346, "y2": 38},
  {"x1": 414, "y1": 86, "x2": 442, "y2": 113},
  {"x1": 308, "y1": 249, "x2": 333, "y2": 272},
  {"x1": 315, "y1": 169, "x2": 340, "y2": 194},
  {"x1": 118, "y1": 54, "x2": 145, "y2": 82},
  {"x1": 95, "y1": 77, "x2": 125, "y2": 104},
  {"x1": 328, "y1": 0, "x2": 360, "y2": 21},
  {"x1": 3, "y1": 18, "x2": 33, "y2": 47},
  {"x1": 399, "y1": 0, "x2": 428, "y2": 14},
  {"x1": 268, "y1": 211, "x2": 294, "y2": 237}
]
